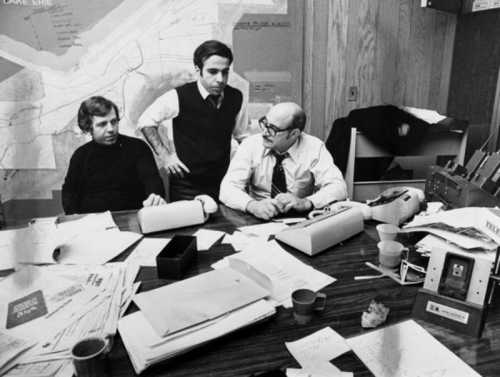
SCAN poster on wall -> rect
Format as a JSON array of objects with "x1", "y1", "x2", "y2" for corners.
[{"x1": 0, "y1": 0, "x2": 301, "y2": 212}]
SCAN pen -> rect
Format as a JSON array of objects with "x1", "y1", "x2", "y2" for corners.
[{"x1": 354, "y1": 274, "x2": 385, "y2": 280}]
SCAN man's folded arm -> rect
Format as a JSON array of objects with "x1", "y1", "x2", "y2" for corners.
[
  {"x1": 306, "y1": 143, "x2": 347, "y2": 208},
  {"x1": 219, "y1": 142, "x2": 255, "y2": 211}
]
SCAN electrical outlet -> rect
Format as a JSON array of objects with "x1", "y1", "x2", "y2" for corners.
[{"x1": 348, "y1": 86, "x2": 358, "y2": 102}]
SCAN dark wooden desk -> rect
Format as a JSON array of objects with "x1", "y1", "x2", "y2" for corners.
[{"x1": 109, "y1": 206, "x2": 500, "y2": 377}]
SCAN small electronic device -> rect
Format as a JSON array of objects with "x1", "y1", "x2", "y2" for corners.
[
  {"x1": 413, "y1": 246, "x2": 499, "y2": 337},
  {"x1": 438, "y1": 253, "x2": 474, "y2": 301}
]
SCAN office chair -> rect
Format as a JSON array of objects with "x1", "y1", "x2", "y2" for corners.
[{"x1": 326, "y1": 105, "x2": 468, "y2": 201}]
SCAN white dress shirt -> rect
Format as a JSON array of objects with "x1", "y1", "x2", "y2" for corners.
[
  {"x1": 137, "y1": 80, "x2": 248, "y2": 141},
  {"x1": 219, "y1": 133, "x2": 347, "y2": 211}
]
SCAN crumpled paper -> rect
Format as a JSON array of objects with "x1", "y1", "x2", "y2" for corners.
[{"x1": 361, "y1": 299, "x2": 389, "y2": 328}]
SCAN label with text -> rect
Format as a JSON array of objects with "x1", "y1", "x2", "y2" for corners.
[
  {"x1": 6, "y1": 290, "x2": 48, "y2": 329},
  {"x1": 426, "y1": 300, "x2": 469, "y2": 324}
]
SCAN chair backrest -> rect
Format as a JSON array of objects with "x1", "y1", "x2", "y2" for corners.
[{"x1": 345, "y1": 127, "x2": 468, "y2": 201}]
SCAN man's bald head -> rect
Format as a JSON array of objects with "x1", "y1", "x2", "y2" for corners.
[{"x1": 267, "y1": 102, "x2": 307, "y2": 131}]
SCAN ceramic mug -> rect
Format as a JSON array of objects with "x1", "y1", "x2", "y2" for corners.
[
  {"x1": 291, "y1": 289, "x2": 326, "y2": 324},
  {"x1": 71, "y1": 336, "x2": 111, "y2": 377}
]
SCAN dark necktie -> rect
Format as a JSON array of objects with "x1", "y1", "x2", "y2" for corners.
[
  {"x1": 271, "y1": 151, "x2": 288, "y2": 198},
  {"x1": 207, "y1": 94, "x2": 220, "y2": 109}
]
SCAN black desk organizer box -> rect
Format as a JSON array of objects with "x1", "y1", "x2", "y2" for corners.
[{"x1": 156, "y1": 235, "x2": 197, "y2": 279}]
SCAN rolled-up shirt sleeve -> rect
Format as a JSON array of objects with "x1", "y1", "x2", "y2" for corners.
[
  {"x1": 137, "y1": 90, "x2": 179, "y2": 129},
  {"x1": 136, "y1": 142, "x2": 165, "y2": 199},
  {"x1": 231, "y1": 103, "x2": 249, "y2": 142},
  {"x1": 219, "y1": 139, "x2": 256, "y2": 211},
  {"x1": 306, "y1": 143, "x2": 347, "y2": 208}
]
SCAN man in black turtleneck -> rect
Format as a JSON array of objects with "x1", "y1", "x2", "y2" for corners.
[{"x1": 62, "y1": 96, "x2": 166, "y2": 214}]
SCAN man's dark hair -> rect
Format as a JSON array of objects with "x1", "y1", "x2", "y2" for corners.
[
  {"x1": 193, "y1": 40, "x2": 233, "y2": 70},
  {"x1": 77, "y1": 96, "x2": 120, "y2": 133},
  {"x1": 292, "y1": 109, "x2": 307, "y2": 131}
]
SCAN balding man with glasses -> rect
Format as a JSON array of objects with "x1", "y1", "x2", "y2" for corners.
[{"x1": 220, "y1": 102, "x2": 346, "y2": 220}]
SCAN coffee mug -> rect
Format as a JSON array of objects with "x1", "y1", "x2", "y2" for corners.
[
  {"x1": 377, "y1": 240, "x2": 406, "y2": 268},
  {"x1": 376, "y1": 223, "x2": 400, "y2": 241},
  {"x1": 71, "y1": 336, "x2": 110, "y2": 377},
  {"x1": 291, "y1": 289, "x2": 326, "y2": 324}
]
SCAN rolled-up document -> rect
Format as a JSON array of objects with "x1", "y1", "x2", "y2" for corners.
[{"x1": 138, "y1": 200, "x2": 206, "y2": 234}]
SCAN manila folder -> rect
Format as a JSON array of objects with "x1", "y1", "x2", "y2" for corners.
[{"x1": 133, "y1": 268, "x2": 269, "y2": 337}]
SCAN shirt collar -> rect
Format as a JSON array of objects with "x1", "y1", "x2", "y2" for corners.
[
  {"x1": 197, "y1": 80, "x2": 224, "y2": 103},
  {"x1": 263, "y1": 133, "x2": 302, "y2": 162}
]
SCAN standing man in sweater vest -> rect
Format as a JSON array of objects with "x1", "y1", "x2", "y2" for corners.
[{"x1": 138, "y1": 40, "x2": 247, "y2": 201}]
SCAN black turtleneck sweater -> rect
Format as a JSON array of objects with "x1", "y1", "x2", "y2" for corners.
[{"x1": 62, "y1": 134, "x2": 164, "y2": 214}]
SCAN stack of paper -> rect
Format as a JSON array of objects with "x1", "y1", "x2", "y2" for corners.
[
  {"x1": 1, "y1": 212, "x2": 142, "y2": 267},
  {"x1": 119, "y1": 299, "x2": 275, "y2": 374},
  {"x1": 402, "y1": 207, "x2": 499, "y2": 251},
  {"x1": 212, "y1": 240, "x2": 336, "y2": 307},
  {"x1": 0, "y1": 262, "x2": 140, "y2": 375},
  {"x1": 133, "y1": 268, "x2": 269, "y2": 336},
  {"x1": 119, "y1": 267, "x2": 275, "y2": 373}
]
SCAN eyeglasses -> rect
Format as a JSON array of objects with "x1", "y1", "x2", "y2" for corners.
[{"x1": 258, "y1": 116, "x2": 294, "y2": 137}]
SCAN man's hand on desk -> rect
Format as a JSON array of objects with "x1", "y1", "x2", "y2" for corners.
[
  {"x1": 142, "y1": 193, "x2": 166, "y2": 207},
  {"x1": 274, "y1": 193, "x2": 313, "y2": 213},
  {"x1": 246, "y1": 195, "x2": 313, "y2": 220},
  {"x1": 246, "y1": 199, "x2": 280, "y2": 220}
]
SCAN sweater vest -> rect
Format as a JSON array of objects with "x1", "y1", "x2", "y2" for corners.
[{"x1": 174, "y1": 82, "x2": 242, "y2": 186}]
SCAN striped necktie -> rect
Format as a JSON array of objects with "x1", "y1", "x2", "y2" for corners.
[{"x1": 271, "y1": 151, "x2": 289, "y2": 198}]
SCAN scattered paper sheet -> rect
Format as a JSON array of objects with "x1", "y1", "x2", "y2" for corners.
[
  {"x1": 238, "y1": 222, "x2": 288, "y2": 238},
  {"x1": 55, "y1": 211, "x2": 117, "y2": 240},
  {"x1": 3, "y1": 360, "x2": 68, "y2": 377},
  {"x1": 194, "y1": 229, "x2": 225, "y2": 250},
  {"x1": 213, "y1": 240, "x2": 335, "y2": 307},
  {"x1": 55, "y1": 230, "x2": 142, "y2": 265},
  {"x1": 402, "y1": 106, "x2": 447, "y2": 124},
  {"x1": 285, "y1": 327, "x2": 350, "y2": 368},
  {"x1": 286, "y1": 362, "x2": 352, "y2": 377},
  {"x1": 0, "y1": 229, "x2": 26, "y2": 270},
  {"x1": 126, "y1": 237, "x2": 170, "y2": 267},
  {"x1": 221, "y1": 231, "x2": 267, "y2": 251},
  {"x1": 347, "y1": 320, "x2": 482, "y2": 377},
  {"x1": 0, "y1": 332, "x2": 35, "y2": 373}
]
